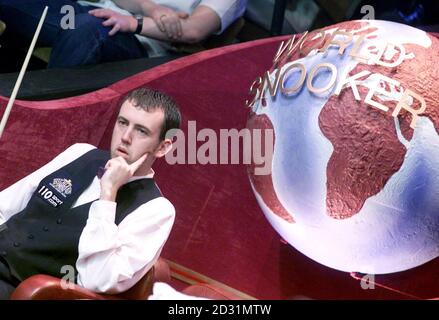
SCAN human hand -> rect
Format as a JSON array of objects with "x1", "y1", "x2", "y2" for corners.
[
  {"x1": 89, "y1": 9, "x2": 137, "y2": 36},
  {"x1": 100, "y1": 154, "x2": 148, "y2": 201},
  {"x1": 149, "y1": 5, "x2": 188, "y2": 39}
]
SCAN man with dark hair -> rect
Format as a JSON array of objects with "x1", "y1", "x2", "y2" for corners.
[{"x1": 0, "y1": 87, "x2": 181, "y2": 299}]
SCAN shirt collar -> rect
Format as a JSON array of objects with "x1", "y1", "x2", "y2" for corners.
[{"x1": 129, "y1": 168, "x2": 155, "y2": 182}]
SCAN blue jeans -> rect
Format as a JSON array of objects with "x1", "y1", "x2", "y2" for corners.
[{"x1": 0, "y1": 0, "x2": 148, "y2": 68}]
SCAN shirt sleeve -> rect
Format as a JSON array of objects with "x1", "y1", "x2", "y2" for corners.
[
  {"x1": 76, "y1": 196, "x2": 175, "y2": 294},
  {"x1": 199, "y1": 0, "x2": 248, "y2": 33},
  {"x1": 0, "y1": 143, "x2": 95, "y2": 224}
]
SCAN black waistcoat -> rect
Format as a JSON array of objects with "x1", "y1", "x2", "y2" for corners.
[{"x1": 0, "y1": 148, "x2": 161, "y2": 281}]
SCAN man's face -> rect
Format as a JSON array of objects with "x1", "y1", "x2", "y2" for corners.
[{"x1": 110, "y1": 100, "x2": 165, "y2": 164}]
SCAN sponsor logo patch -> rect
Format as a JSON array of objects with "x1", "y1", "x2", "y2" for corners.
[
  {"x1": 37, "y1": 177, "x2": 73, "y2": 208},
  {"x1": 49, "y1": 178, "x2": 72, "y2": 198}
]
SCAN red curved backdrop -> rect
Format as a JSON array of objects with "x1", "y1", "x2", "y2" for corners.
[{"x1": 1, "y1": 34, "x2": 438, "y2": 299}]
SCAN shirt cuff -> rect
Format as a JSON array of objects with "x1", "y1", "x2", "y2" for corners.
[{"x1": 88, "y1": 200, "x2": 117, "y2": 223}]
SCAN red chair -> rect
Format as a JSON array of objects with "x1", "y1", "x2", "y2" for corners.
[
  {"x1": 11, "y1": 258, "x2": 171, "y2": 300},
  {"x1": 10, "y1": 257, "x2": 244, "y2": 300}
]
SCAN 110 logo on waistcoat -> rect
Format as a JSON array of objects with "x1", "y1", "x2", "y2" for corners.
[{"x1": 37, "y1": 177, "x2": 72, "y2": 208}]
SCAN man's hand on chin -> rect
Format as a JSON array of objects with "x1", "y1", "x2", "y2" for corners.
[{"x1": 100, "y1": 154, "x2": 148, "y2": 201}]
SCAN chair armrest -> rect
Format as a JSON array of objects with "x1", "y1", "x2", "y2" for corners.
[
  {"x1": 10, "y1": 274, "x2": 108, "y2": 300},
  {"x1": 11, "y1": 258, "x2": 171, "y2": 300}
]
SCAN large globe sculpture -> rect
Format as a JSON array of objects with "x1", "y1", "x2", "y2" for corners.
[{"x1": 247, "y1": 20, "x2": 439, "y2": 274}]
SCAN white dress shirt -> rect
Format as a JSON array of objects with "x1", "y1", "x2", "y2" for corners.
[{"x1": 0, "y1": 143, "x2": 175, "y2": 294}]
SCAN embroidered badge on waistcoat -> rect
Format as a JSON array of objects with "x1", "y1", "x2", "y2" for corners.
[
  {"x1": 37, "y1": 177, "x2": 74, "y2": 208},
  {"x1": 37, "y1": 184, "x2": 64, "y2": 208},
  {"x1": 50, "y1": 178, "x2": 72, "y2": 198}
]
